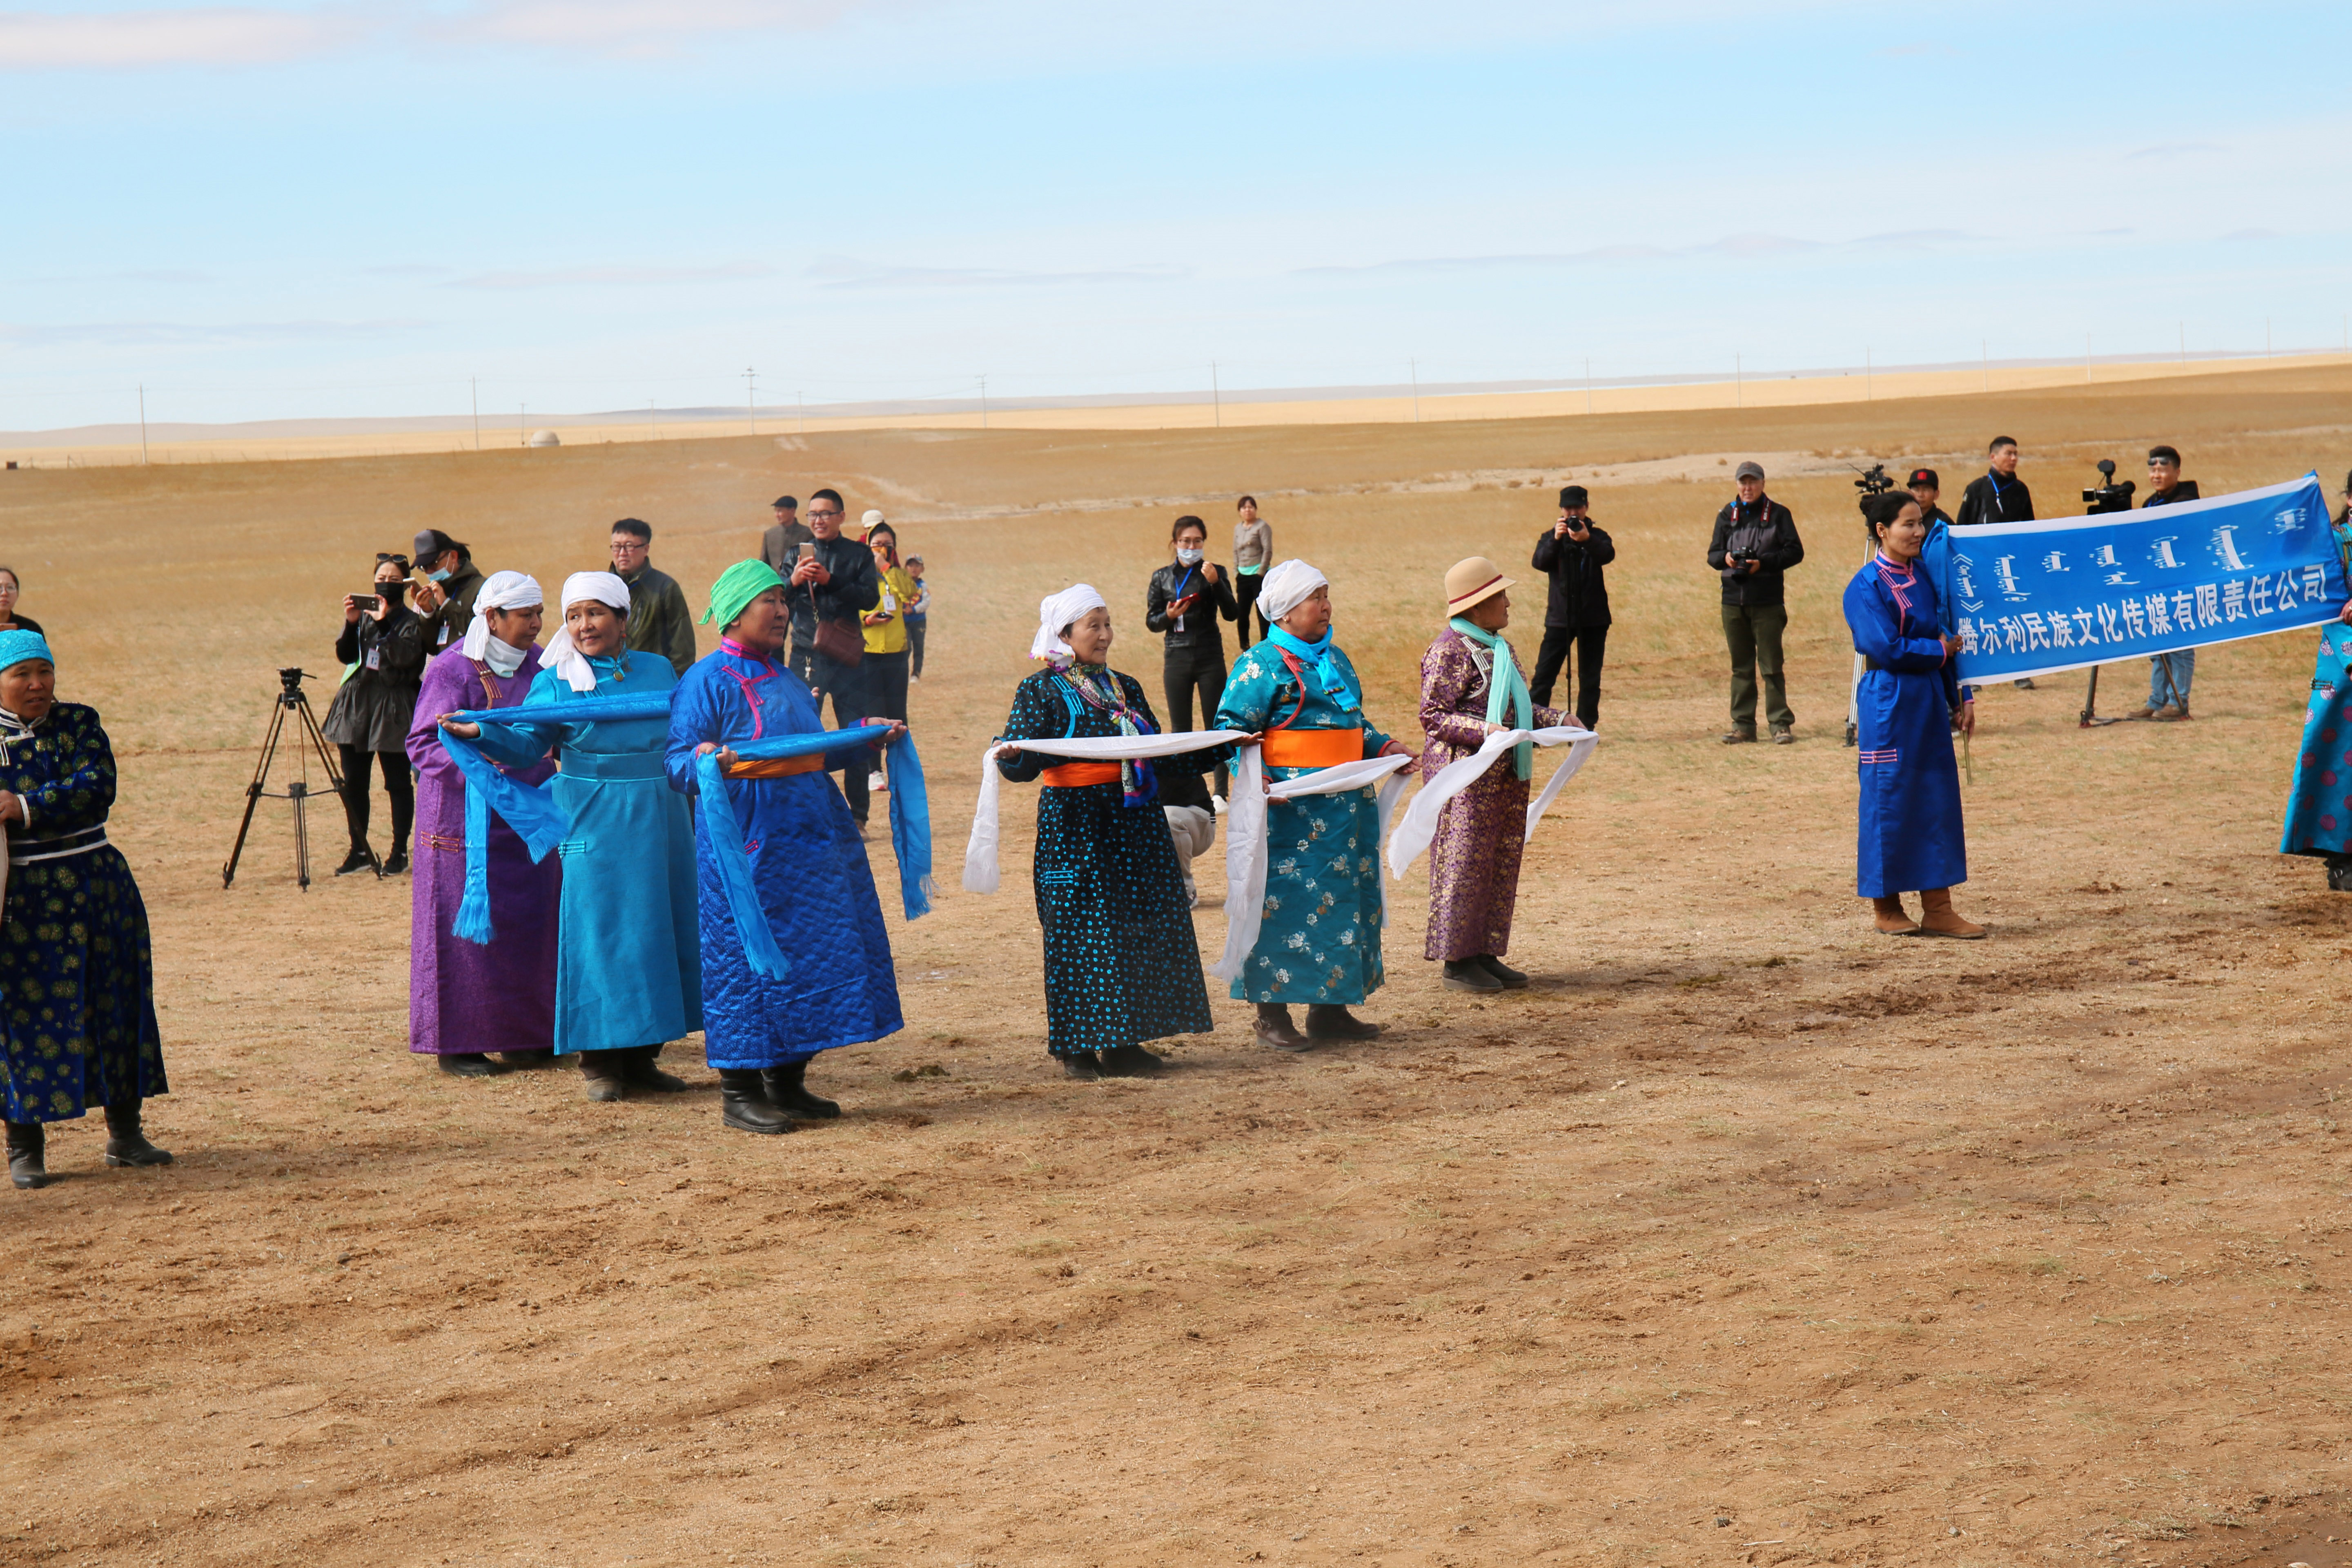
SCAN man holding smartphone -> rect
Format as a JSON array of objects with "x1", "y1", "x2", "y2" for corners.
[{"x1": 786, "y1": 488, "x2": 884, "y2": 828}]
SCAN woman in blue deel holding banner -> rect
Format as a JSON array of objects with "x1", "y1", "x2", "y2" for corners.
[
  {"x1": 2279, "y1": 470, "x2": 2352, "y2": 889},
  {"x1": 1844, "y1": 491, "x2": 1985, "y2": 939}
]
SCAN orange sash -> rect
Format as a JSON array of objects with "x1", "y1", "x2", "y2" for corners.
[
  {"x1": 724, "y1": 754, "x2": 824, "y2": 780},
  {"x1": 1261, "y1": 728, "x2": 1365, "y2": 768},
  {"x1": 1040, "y1": 761, "x2": 1125, "y2": 788}
]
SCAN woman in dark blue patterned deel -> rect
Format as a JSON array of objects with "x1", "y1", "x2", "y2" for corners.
[
  {"x1": 991, "y1": 586, "x2": 1230, "y2": 1080},
  {"x1": 0, "y1": 631, "x2": 172, "y2": 1190}
]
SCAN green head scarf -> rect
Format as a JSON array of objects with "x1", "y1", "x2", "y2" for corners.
[{"x1": 701, "y1": 559, "x2": 786, "y2": 631}]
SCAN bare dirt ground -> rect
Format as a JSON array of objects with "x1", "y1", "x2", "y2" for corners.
[{"x1": 3, "y1": 365, "x2": 2350, "y2": 1568}]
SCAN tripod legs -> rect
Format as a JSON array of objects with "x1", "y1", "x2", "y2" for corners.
[{"x1": 222, "y1": 687, "x2": 365, "y2": 890}]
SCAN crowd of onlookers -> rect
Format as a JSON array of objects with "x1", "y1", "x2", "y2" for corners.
[{"x1": 326, "y1": 494, "x2": 928, "y2": 873}]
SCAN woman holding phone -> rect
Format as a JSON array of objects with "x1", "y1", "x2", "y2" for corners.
[
  {"x1": 0, "y1": 568, "x2": 43, "y2": 636},
  {"x1": 323, "y1": 553, "x2": 426, "y2": 875},
  {"x1": 1146, "y1": 515, "x2": 1238, "y2": 801}
]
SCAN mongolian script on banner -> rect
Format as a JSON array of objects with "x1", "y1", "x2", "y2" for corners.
[{"x1": 1938, "y1": 474, "x2": 2348, "y2": 685}]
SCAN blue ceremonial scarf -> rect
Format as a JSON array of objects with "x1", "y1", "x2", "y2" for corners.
[
  {"x1": 438, "y1": 692, "x2": 673, "y2": 944},
  {"x1": 691, "y1": 723, "x2": 932, "y2": 980},
  {"x1": 1446, "y1": 617, "x2": 1534, "y2": 779},
  {"x1": 1262, "y1": 624, "x2": 1360, "y2": 714}
]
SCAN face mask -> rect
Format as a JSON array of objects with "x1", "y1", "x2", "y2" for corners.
[
  {"x1": 428, "y1": 567, "x2": 452, "y2": 584},
  {"x1": 1176, "y1": 547, "x2": 1203, "y2": 566}
]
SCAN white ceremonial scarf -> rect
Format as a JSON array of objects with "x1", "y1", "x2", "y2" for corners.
[
  {"x1": 1029, "y1": 584, "x2": 1109, "y2": 663},
  {"x1": 459, "y1": 571, "x2": 546, "y2": 670},
  {"x1": 963, "y1": 729, "x2": 1251, "y2": 893},
  {"x1": 1205, "y1": 744, "x2": 1416, "y2": 982},
  {"x1": 540, "y1": 571, "x2": 632, "y2": 693},
  {"x1": 1384, "y1": 726, "x2": 1600, "y2": 878}
]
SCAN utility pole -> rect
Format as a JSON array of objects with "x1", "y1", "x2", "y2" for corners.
[
  {"x1": 137, "y1": 383, "x2": 149, "y2": 465},
  {"x1": 470, "y1": 376, "x2": 481, "y2": 450},
  {"x1": 1211, "y1": 361, "x2": 1221, "y2": 429},
  {"x1": 744, "y1": 367, "x2": 757, "y2": 434},
  {"x1": 1409, "y1": 358, "x2": 1420, "y2": 424},
  {"x1": 519, "y1": 404, "x2": 527, "y2": 446}
]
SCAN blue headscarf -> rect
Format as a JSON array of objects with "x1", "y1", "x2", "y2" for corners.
[{"x1": 0, "y1": 630, "x2": 53, "y2": 676}]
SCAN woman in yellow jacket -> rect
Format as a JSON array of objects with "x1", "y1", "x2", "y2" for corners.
[{"x1": 862, "y1": 522, "x2": 917, "y2": 793}]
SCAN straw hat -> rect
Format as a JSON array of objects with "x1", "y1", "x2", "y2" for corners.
[{"x1": 1445, "y1": 556, "x2": 1515, "y2": 615}]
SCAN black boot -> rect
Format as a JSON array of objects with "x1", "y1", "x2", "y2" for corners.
[
  {"x1": 761, "y1": 1060, "x2": 841, "y2": 1119},
  {"x1": 7, "y1": 1121, "x2": 51, "y2": 1190},
  {"x1": 1305, "y1": 1004, "x2": 1383, "y2": 1041},
  {"x1": 1476, "y1": 954, "x2": 1529, "y2": 990},
  {"x1": 1096, "y1": 1044, "x2": 1164, "y2": 1077},
  {"x1": 1059, "y1": 1051, "x2": 1102, "y2": 1080},
  {"x1": 719, "y1": 1069, "x2": 794, "y2": 1135},
  {"x1": 621, "y1": 1047, "x2": 689, "y2": 1093},
  {"x1": 578, "y1": 1051, "x2": 627, "y2": 1103},
  {"x1": 103, "y1": 1101, "x2": 172, "y2": 1168},
  {"x1": 2329, "y1": 854, "x2": 2352, "y2": 892},
  {"x1": 1443, "y1": 959, "x2": 1501, "y2": 993},
  {"x1": 498, "y1": 1049, "x2": 554, "y2": 1069},
  {"x1": 437, "y1": 1052, "x2": 507, "y2": 1078}
]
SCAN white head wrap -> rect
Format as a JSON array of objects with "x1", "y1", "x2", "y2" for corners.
[
  {"x1": 1256, "y1": 559, "x2": 1328, "y2": 624},
  {"x1": 539, "y1": 571, "x2": 632, "y2": 693},
  {"x1": 1030, "y1": 584, "x2": 1108, "y2": 663},
  {"x1": 459, "y1": 571, "x2": 546, "y2": 670}
]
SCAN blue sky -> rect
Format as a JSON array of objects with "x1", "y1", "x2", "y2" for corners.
[{"x1": 2, "y1": 0, "x2": 2346, "y2": 428}]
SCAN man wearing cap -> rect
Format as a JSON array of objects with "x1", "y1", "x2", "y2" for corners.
[
  {"x1": 786, "y1": 488, "x2": 884, "y2": 827},
  {"x1": 1419, "y1": 558, "x2": 1574, "y2": 992},
  {"x1": 1529, "y1": 485, "x2": 1615, "y2": 729},
  {"x1": 1706, "y1": 462, "x2": 1805, "y2": 744},
  {"x1": 759, "y1": 496, "x2": 811, "y2": 576},
  {"x1": 2131, "y1": 445, "x2": 2204, "y2": 720},
  {"x1": 408, "y1": 529, "x2": 486, "y2": 655}
]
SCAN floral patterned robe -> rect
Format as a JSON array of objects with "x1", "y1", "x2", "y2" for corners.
[{"x1": 1417, "y1": 629, "x2": 1568, "y2": 962}]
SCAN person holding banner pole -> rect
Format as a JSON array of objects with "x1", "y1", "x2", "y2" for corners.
[
  {"x1": 2130, "y1": 446, "x2": 2203, "y2": 721},
  {"x1": 666, "y1": 561, "x2": 908, "y2": 1134},
  {"x1": 439, "y1": 572, "x2": 700, "y2": 1103},
  {"x1": 403, "y1": 571, "x2": 561, "y2": 1077},
  {"x1": 2279, "y1": 476, "x2": 2352, "y2": 890},
  {"x1": 989, "y1": 586, "x2": 1232, "y2": 1079},
  {"x1": 1212, "y1": 560, "x2": 1414, "y2": 1051},
  {"x1": 1417, "y1": 557, "x2": 1576, "y2": 993},
  {"x1": 1846, "y1": 494, "x2": 1981, "y2": 938}
]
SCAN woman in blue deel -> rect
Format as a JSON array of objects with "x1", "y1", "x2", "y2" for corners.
[{"x1": 1844, "y1": 491, "x2": 1983, "y2": 938}]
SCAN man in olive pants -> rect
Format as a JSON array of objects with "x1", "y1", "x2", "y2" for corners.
[{"x1": 1704, "y1": 461, "x2": 1805, "y2": 743}]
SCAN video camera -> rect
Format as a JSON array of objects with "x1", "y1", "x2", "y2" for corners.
[
  {"x1": 2082, "y1": 459, "x2": 2136, "y2": 515},
  {"x1": 1852, "y1": 463, "x2": 1895, "y2": 507}
]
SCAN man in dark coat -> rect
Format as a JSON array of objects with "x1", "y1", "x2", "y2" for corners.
[
  {"x1": 410, "y1": 530, "x2": 485, "y2": 656},
  {"x1": 1705, "y1": 461, "x2": 1805, "y2": 744},
  {"x1": 1953, "y1": 438, "x2": 2039, "y2": 687},
  {"x1": 1528, "y1": 484, "x2": 1614, "y2": 728},
  {"x1": 786, "y1": 488, "x2": 883, "y2": 826},
  {"x1": 608, "y1": 517, "x2": 697, "y2": 676}
]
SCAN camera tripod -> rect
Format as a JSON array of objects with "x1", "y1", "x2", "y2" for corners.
[{"x1": 222, "y1": 668, "x2": 370, "y2": 890}]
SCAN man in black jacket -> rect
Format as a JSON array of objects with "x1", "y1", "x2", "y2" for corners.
[
  {"x1": 1706, "y1": 461, "x2": 1804, "y2": 744},
  {"x1": 786, "y1": 487, "x2": 884, "y2": 826},
  {"x1": 1528, "y1": 484, "x2": 1614, "y2": 728},
  {"x1": 1954, "y1": 438, "x2": 2038, "y2": 687},
  {"x1": 2130, "y1": 445, "x2": 2203, "y2": 721}
]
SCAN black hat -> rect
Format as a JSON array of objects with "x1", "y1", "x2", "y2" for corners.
[
  {"x1": 1558, "y1": 485, "x2": 1588, "y2": 507},
  {"x1": 773, "y1": 494, "x2": 798, "y2": 510},
  {"x1": 1907, "y1": 468, "x2": 1938, "y2": 490}
]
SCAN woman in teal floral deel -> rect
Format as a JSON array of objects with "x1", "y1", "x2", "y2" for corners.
[{"x1": 0, "y1": 631, "x2": 171, "y2": 1191}]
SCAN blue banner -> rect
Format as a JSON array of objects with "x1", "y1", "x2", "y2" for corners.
[{"x1": 1941, "y1": 474, "x2": 2348, "y2": 685}]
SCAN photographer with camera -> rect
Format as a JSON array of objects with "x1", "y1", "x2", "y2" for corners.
[
  {"x1": 1706, "y1": 461, "x2": 1805, "y2": 744},
  {"x1": 322, "y1": 553, "x2": 425, "y2": 876},
  {"x1": 2128, "y1": 445, "x2": 2203, "y2": 721},
  {"x1": 783, "y1": 487, "x2": 884, "y2": 829},
  {"x1": 1530, "y1": 484, "x2": 1614, "y2": 729}
]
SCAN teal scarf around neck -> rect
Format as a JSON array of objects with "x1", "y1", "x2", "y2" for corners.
[
  {"x1": 1263, "y1": 624, "x2": 1360, "y2": 714},
  {"x1": 1448, "y1": 617, "x2": 1533, "y2": 779}
]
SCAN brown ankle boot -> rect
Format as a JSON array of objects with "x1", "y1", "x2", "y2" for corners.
[
  {"x1": 1871, "y1": 895, "x2": 1920, "y2": 935},
  {"x1": 1917, "y1": 887, "x2": 1985, "y2": 939},
  {"x1": 1253, "y1": 1003, "x2": 1312, "y2": 1053}
]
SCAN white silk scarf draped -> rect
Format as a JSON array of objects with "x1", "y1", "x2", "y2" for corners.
[
  {"x1": 962, "y1": 729, "x2": 1252, "y2": 894},
  {"x1": 1384, "y1": 726, "x2": 1599, "y2": 878}
]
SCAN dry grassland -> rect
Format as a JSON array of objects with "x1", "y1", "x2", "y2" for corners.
[{"x1": 3, "y1": 364, "x2": 2352, "y2": 1568}]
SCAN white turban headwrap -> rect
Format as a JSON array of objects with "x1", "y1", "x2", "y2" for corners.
[
  {"x1": 1030, "y1": 584, "x2": 1108, "y2": 664},
  {"x1": 539, "y1": 571, "x2": 632, "y2": 693},
  {"x1": 459, "y1": 571, "x2": 546, "y2": 672},
  {"x1": 1256, "y1": 559, "x2": 1328, "y2": 624}
]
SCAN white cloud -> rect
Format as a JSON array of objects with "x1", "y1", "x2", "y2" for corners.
[
  {"x1": 442, "y1": 0, "x2": 878, "y2": 51},
  {"x1": 0, "y1": 6, "x2": 356, "y2": 69}
]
